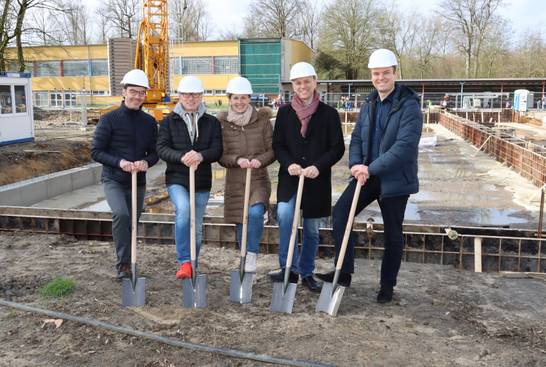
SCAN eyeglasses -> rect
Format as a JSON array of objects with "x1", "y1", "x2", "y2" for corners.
[
  {"x1": 126, "y1": 89, "x2": 147, "y2": 97},
  {"x1": 180, "y1": 93, "x2": 202, "y2": 99}
]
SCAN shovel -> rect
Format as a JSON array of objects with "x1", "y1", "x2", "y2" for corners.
[
  {"x1": 316, "y1": 179, "x2": 362, "y2": 316},
  {"x1": 182, "y1": 165, "x2": 207, "y2": 308},
  {"x1": 270, "y1": 174, "x2": 305, "y2": 314},
  {"x1": 229, "y1": 167, "x2": 254, "y2": 304},
  {"x1": 122, "y1": 171, "x2": 146, "y2": 307}
]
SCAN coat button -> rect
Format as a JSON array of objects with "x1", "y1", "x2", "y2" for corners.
[{"x1": 302, "y1": 156, "x2": 306, "y2": 160}]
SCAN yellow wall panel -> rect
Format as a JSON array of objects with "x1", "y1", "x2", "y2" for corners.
[
  {"x1": 31, "y1": 77, "x2": 109, "y2": 91},
  {"x1": 5, "y1": 44, "x2": 107, "y2": 61},
  {"x1": 170, "y1": 41, "x2": 239, "y2": 57},
  {"x1": 171, "y1": 74, "x2": 239, "y2": 90},
  {"x1": 288, "y1": 40, "x2": 313, "y2": 65}
]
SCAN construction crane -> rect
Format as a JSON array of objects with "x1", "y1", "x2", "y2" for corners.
[{"x1": 134, "y1": 0, "x2": 173, "y2": 120}]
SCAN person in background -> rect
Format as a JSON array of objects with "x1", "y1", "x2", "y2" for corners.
[
  {"x1": 91, "y1": 69, "x2": 158, "y2": 280},
  {"x1": 217, "y1": 76, "x2": 275, "y2": 272},
  {"x1": 157, "y1": 76, "x2": 222, "y2": 279}
]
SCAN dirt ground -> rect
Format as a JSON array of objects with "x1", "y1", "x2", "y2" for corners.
[
  {"x1": 1, "y1": 232, "x2": 545, "y2": 367},
  {"x1": 0, "y1": 125, "x2": 93, "y2": 186}
]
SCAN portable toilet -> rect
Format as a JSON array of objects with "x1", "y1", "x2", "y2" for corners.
[
  {"x1": 0, "y1": 72, "x2": 34, "y2": 146},
  {"x1": 513, "y1": 89, "x2": 534, "y2": 112}
]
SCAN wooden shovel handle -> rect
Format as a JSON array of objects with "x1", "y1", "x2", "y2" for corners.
[
  {"x1": 189, "y1": 165, "x2": 196, "y2": 262},
  {"x1": 335, "y1": 180, "x2": 363, "y2": 271},
  {"x1": 240, "y1": 168, "x2": 252, "y2": 257},
  {"x1": 285, "y1": 174, "x2": 305, "y2": 271},
  {"x1": 131, "y1": 171, "x2": 137, "y2": 265}
]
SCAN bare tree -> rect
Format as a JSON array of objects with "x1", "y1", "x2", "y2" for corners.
[
  {"x1": 169, "y1": 0, "x2": 209, "y2": 42},
  {"x1": 58, "y1": 2, "x2": 91, "y2": 45},
  {"x1": 375, "y1": 6, "x2": 418, "y2": 79},
  {"x1": 243, "y1": 0, "x2": 303, "y2": 38},
  {"x1": 318, "y1": 0, "x2": 377, "y2": 79},
  {"x1": 99, "y1": 0, "x2": 140, "y2": 39},
  {"x1": 438, "y1": 0, "x2": 504, "y2": 78},
  {"x1": 297, "y1": 0, "x2": 322, "y2": 50}
]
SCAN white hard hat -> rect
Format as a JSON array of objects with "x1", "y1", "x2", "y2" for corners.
[
  {"x1": 120, "y1": 69, "x2": 149, "y2": 89},
  {"x1": 226, "y1": 77, "x2": 253, "y2": 94},
  {"x1": 177, "y1": 75, "x2": 204, "y2": 93},
  {"x1": 368, "y1": 49, "x2": 398, "y2": 68},
  {"x1": 289, "y1": 62, "x2": 317, "y2": 80}
]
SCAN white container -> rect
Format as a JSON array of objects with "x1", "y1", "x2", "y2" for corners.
[{"x1": 0, "y1": 72, "x2": 34, "y2": 146}]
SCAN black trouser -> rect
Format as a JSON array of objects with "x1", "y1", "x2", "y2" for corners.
[
  {"x1": 331, "y1": 176, "x2": 409, "y2": 287},
  {"x1": 103, "y1": 178, "x2": 145, "y2": 270}
]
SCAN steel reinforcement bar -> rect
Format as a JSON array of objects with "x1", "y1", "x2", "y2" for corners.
[
  {"x1": 1, "y1": 206, "x2": 544, "y2": 273},
  {"x1": 439, "y1": 112, "x2": 546, "y2": 187}
]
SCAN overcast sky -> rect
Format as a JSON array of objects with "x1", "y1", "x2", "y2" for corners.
[{"x1": 89, "y1": 0, "x2": 546, "y2": 40}]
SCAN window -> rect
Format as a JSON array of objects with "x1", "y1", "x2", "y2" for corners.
[
  {"x1": 63, "y1": 60, "x2": 89, "y2": 76},
  {"x1": 214, "y1": 90, "x2": 226, "y2": 96},
  {"x1": 35, "y1": 61, "x2": 61, "y2": 77},
  {"x1": 204, "y1": 89, "x2": 213, "y2": 96},
  {"x1": 214, "y1": 57, "x2": 239, "y2": 74},
  {"x1": 0, "y1": 85, "x2": 13, "y2": 114},
  {"x1": 34, "y1": 92, "x2": 49, "y2": 107},
  {"x1": 14, "y1": 85, "x2": 26, "y2": 113},
  {"x1": 181, "y1": 57, "x2": 212, "y2": 74},
  {"x1": 64, "y1": 93, "x2": 77, "y2": 108},
  {"x1": 91, "y1": 60, "x2": 108, "y2": 76},
  {"x1": 50, "y1": 93, "x2": 63, "y2": 108}
]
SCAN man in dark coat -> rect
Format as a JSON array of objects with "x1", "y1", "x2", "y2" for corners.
[
  {"x1": 91, "y1": 69, "x2": 159, "y2": 280},
  {"x1": 317, "y1": 49, "x2": 423, "y2": 303},
  {"x1": 271, "y1": 62, "x2": 345, "y2": 292},
  {"x1": 156, "y1": 75, "x2": 222, "y2": 279}
]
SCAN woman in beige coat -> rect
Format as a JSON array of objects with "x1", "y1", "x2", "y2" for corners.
[{"x1": 218, "y1": 77, "x2": 275, "y2": 272}]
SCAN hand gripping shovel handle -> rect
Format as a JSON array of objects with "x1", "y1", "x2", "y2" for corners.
[
  {"x1": 284, "y1": 174, "x2": 305, "y2": 291},
  {"x1": 189, "y1": 165, "x2": 197, "y2": 285},
  {"x1": 332, "y1": 180, "x2": 362, "y2": 289},
  {"x1": 131, "y1": 171, "x2": 138, "y2": 287},
  {"x1": 240, "y1": 167, "x2": 252, "y2": 279}
]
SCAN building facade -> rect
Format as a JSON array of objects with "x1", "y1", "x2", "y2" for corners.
[{"x1": 5, "y1": 38, "x2": 312, "y2": 109}]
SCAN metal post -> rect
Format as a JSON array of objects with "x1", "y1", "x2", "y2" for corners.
[
  {"x1": 81, "y1": 89, "x2": 87, "y2": 131},
  {"x1": 538, "y1": 188, "x2": 545, "y2": 238},
  {"x1": 460, "y1": 82, "x2": 465, "y2": 109}
]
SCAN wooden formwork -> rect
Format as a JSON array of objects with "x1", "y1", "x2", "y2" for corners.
[{"x1": 439, "y1": 112, "x2": 546, "y2": 187}]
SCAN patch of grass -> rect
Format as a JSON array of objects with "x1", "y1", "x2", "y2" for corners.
[{"x1": 40, "y1": 277, "x2": 76, "y2": 298}]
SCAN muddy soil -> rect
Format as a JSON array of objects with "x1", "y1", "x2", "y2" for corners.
[{"x1": 1, "y1": 232, "x2": 545, "y2": 367}]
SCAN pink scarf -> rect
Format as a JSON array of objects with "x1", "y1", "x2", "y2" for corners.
[{"x1": 291, "y1": 91, "x2": 319, "y2": 137}]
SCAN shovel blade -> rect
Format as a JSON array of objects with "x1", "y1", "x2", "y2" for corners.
[
  {"x1": 229, "y1": 270, "x2": 253, "y2": 304},
  {"x1": 121, "y1": 277, "x2": 146, "y2": 307},
  {"x1": 182, "y1": 274, "x2": 207, "y2": 308},
  {"x1": 269, "y1": 282, "x2": 297, "y2": 314},
  {"x1": 315, "y1": 282, "x2": 346, "y2": 316}
]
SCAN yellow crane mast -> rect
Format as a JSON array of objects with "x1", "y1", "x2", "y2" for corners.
[{"x1": 135, "y1": 0, "x2": 173, "y2": 119}]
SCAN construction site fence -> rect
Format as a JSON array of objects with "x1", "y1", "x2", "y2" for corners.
[
  {"x1": 1, "y1": 207, "x2": 544, "y2": 274},
  {"x1": 439, "y1": 112, "x2": 546, "y2": 187}
]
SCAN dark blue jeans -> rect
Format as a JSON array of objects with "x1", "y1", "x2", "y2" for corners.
[{"x1": 332, "y1": 177, "x2": 408, "y2": 287}]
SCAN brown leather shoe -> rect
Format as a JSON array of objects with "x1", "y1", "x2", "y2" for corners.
[{"x1": 116, "y1": 264, "x2": 132, "y2": 280}]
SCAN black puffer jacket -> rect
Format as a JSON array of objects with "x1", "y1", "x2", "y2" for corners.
[
  {"x1": 157, "y1": 110, "x2": 222, "y2": 191},
  {"x1": 91, "y1": 103, "x2": 159, "y2": 187}
]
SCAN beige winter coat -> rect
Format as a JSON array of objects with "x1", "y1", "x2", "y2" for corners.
[{"x1": 218, "y1": 107, "x2": 275, "y2": 223}]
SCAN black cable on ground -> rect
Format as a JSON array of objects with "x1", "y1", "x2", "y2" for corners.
[{"x1": 0, "y1": 299, "x2": 335, "y2": 367}]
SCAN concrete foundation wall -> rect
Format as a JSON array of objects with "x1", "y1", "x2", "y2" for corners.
[{"x1": 0, "y1": 163, "x2": 102, "y2": 206}]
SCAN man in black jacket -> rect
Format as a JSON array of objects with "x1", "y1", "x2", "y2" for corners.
[
  {"x1": 271, "y1": 62, "x2": 345, "y2": 292},
  {"x1": 316, "y1": 49, "x2": 423, "y2": 303},
  {"x1": 157, "y1": 76, "x2": 222, "y2": 279},
  {"x1": 91, "y1": 69, "x2": 159, "y2": 280}
]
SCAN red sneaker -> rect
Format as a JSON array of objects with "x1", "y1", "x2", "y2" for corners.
[{"x1": 176, "y1": 262, "x2": 192, "y2": 279}]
